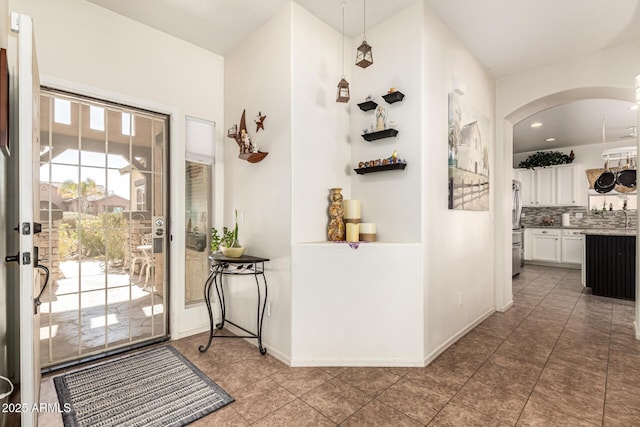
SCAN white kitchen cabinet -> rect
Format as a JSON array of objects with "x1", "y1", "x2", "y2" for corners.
[
  {"x1": 531, "y1": 228, "x2": 561, "y2": 262},
  {"x1": 514, "y1": 164, "x2": 583, "y2": 207},
  {"x1": 514, "y1": 168, "x2": 536, "y2": 206},
  {"x1": 561, "y1": 230, "x2": 584, "y2": 264},
  {"x1": 535, "y1": 167, "x2": 555, "y2": 206},
  {"x1": 525, "y1": 228, "x2": 584, "y2": 266},
  {"x1": 524, "y1": 228, "x2": 533, "y2": 260},
  {"x1": 556, "y1": 165, "x2": 580, "y2": 206}
]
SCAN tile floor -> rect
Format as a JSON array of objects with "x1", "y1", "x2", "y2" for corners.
[{"x1": 31, "y1": 265, "x2": 640, "y2": 426}]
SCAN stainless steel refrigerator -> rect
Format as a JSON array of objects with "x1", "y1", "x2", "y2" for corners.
[{"x1": 512, "y1": 180, "x2": 523, "y2": 276}]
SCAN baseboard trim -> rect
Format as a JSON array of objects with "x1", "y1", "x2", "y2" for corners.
[
  {"x1": 497, "y1": 299, "x2": 514, "y2": 313},
  {"x1": 171, "y1": 326, "x2": 209, "y2": 341},
  {"x1": 423, "y1": 307, "x2": 495, "y2": 366},
  {"x1": 290, "y1": 358, "x2": 424, "y2": 368},
  {"x1": 223, "y1": 323, "x2": 291, "y2": 366},
  {"x1": 524, "y1": 260, "x2": 580, "y2": 270}
]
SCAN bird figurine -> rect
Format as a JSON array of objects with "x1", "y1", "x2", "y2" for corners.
[{"x1": 568, "y1": 150, "x2": 575, "y2": 163}]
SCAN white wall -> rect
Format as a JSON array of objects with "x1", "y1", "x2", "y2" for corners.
[
  {"x1": 9, "y1": 0, "x2": 226, "y2": 338},
  {"x1": 496, "y1": 40, "x2": 640, "y2": 338},
  {"x1": 292, "y1": 243, "x2": 423, "y2": 366},
  {"x1": 349, "y1": 3, "x2": 423, "y2": 243},
  {"x1": 290, "y1": 3, "x2": 425, "y2": 366},
  {"x1": 224, "y1": 4, "x2": 292, "y2": 361},
  {"x1": 423, "y1": 1, "x2": 497, "y2": 359},
  {"x1": 291, "y1": 2, "x2": 351, "y2": 243}
]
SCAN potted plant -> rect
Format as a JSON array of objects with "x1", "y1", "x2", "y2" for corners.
[{"x1": 210, "y1": 209, "x2": 244, "y2": 257}]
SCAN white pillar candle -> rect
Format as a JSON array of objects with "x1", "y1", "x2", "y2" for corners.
[
  {"x1": 359, "y1": 223, "x2": 376, "y2": 242},
  {"x1": 359, "y1": 223, "x2": 376, "y2": 234},
  {"x1": 343, "y1": 199, "x2": 361, "y2": 219},
  {"x1": 346, "y1": 223, "x2": 360, "y2": 242}
]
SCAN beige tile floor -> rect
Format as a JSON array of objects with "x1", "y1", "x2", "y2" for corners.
[{"x1": 29, "y1": 265, "x2": 640, "y2": 426}]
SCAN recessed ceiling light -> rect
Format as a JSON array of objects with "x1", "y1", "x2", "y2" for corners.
[
  {"x1": 630, "y1": 104, "x2": 638, "y2": 111},
  {"x1": 530, "y1": 122, "x2": 543, "y2": 128},
  {"x1": 545, "y1": 137, "x2": 556, "y2": 142}
]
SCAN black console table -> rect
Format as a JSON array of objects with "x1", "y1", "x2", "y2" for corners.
[{"x1": 198, "y1": 254, "x2": 269, "y2": 355}]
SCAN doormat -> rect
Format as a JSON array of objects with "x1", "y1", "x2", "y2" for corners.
[{"x1": 53, "y1": 346, "x2": 233, "y2": 427}]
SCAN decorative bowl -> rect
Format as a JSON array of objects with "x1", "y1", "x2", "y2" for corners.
[{"x1": 220, "y1": 246, "x2": 245, "y2": 258}]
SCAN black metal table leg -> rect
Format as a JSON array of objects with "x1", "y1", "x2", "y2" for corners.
[
  {"x1": 215, "y1": 265, "x2": 227, "y2": 329},
  {"x1": 255, "y1": 262, "x2": 268, "y2": 355},
  {"x1": 198, "y1": 265, "x2": 218, "y2": 352}
]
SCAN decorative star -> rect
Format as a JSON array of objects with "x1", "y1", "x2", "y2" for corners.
[{"x1": 254, "y1": 112, "x2": 266, "y2": 132}]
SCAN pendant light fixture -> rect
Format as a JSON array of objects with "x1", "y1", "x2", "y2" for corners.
[
  {"x1": 355, "y1": 0, "x2": 373, "y2": 68},
  {"x1": 336, "y1": 0, "x2": 350, "y2": 103}
]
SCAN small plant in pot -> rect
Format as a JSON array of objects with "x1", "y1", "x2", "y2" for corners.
[{"x1": 210, "y1": 210, "x2": 245, "y2": 257}]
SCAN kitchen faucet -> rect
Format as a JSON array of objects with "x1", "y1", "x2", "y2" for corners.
[{"x1": 615, "y1": 209, "x2": 630, "y2": 228}]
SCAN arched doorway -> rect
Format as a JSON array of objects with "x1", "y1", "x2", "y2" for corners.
[{"x1": 496, "y1": 86, "x2": 639, "y2": 340}]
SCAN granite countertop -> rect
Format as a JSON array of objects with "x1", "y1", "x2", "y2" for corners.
[
  {"x1": 524, "y1": 225, "x2": 593, "y2": 229},
  {"x1": 581, "y1": 229, "x2": 637, "y2": 236},
  {"x1": 523, "y1": 225, "x2": 637, "y2": 235}
]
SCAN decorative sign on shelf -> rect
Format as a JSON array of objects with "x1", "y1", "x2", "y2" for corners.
[{"x1": 227, "y1": 110, "x2": 268, "y2": 163}]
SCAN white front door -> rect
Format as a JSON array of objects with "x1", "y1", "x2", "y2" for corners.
[{"x1": 7, "y1": 12, "x2": 41, "y2": 427}]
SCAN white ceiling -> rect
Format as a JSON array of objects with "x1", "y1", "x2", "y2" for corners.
[
  {"x1": 84, "y1": 0, "x2": 640, "y2": 153},
  {"x1": 513, "y1": 99, "x2": 638, "y2": 154},
  {"x1": 428, "y1": 0, "x2": 640, "y2": 79},
  {"x1": 85, "y1": 0, "x2": 640, "y2": 79},
  {"x1": 85, "y1": 0, "x2": 417, "y2": 56}
]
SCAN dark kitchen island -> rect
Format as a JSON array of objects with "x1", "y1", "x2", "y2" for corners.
[{"x1": 583, "y1": 229, "x2": 636, "y2": 301}]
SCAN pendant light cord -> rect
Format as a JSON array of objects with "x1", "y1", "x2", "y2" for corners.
[
  {"x1": 342, "y1": 1, "x2": 345, "y2": 77},
  {"x1": 363, "y1": 0, "x2": 366, "y2": 41}
]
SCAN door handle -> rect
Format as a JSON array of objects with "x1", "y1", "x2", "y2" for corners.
[
  {"x1": 34, "y1": 264, "x2": 50, "y2": 315},
  {"x1": 5, "y1": 252, "x2": 19, "y2": 264},
  {"x1": 33, "y1": 246, "x2": 50, "y2": 315}
]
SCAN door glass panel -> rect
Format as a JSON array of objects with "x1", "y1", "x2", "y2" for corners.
[
  {"x1": 107, "y1": 287, "x2": 131, "y2": 346},
  {"x1": 80, "y1": 290, "x2": 107, "y2": 353},
  {"x1": 38, "y1": 89, "x2": 169, "y2": 368},
  {"x1": 153, "y1": 119, "x2": 165, "y2": 174},
  {"x1": 185, "y1": 161, "x2": 211, "y2": 305}
]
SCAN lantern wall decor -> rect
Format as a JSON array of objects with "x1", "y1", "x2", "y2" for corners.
[
  {"x1": 336, "y1": 0, "x2": 350, "y2": 103},
  {"x1": 337, "y1": 77, "x2": 350, "y2": 103},
  {"x1": 355, "y1": 0, "x2": 373, "y2": 68}
]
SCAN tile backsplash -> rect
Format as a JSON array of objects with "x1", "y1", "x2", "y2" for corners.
[{"x1": 521, "y1": 206, "x2": 637, "y2": 229}]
